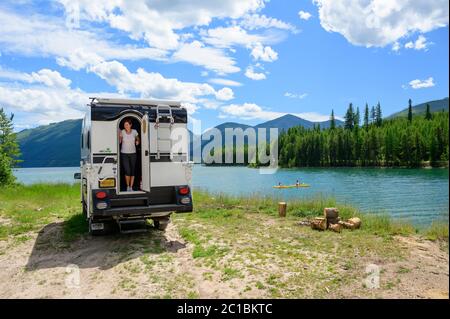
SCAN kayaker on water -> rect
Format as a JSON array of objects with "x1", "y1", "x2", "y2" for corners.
[{"x1": 296, "y1": 179, "x2": 300, "y2": 187}]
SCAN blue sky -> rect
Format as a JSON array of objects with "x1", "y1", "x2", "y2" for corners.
[{"x1": 0, "y1": 0, "x2": 448, "y2": 131}]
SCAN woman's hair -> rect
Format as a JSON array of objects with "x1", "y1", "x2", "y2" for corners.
[{"x1": 124, "y1": 118, "x2": 132, "y2": 126}]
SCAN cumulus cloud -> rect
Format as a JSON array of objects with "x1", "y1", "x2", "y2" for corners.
[
  {"x1": 250, "y1": 43, "x2": 278, "y2": 62},
  {"x1": 0, "y1": 69, "x2": 88, "y2": 125},
  {"x1": 88, "y1": 60, "x2": 235, "y2": 104},
  {"x1": 220, "y1": 102, "x2": 332, "y2": 122},
  {"x1": 404, "y1": 35, "x2": 431, "y2": 51},
  {"x1": 172, "y1": 41, "x2": 240, "y2": 74},
  {"x1": 215, "y1": 87, "x2": 234, "y2": 101},
  {"x1": 298, "y1": 11, "x2": 312, "y2": 20},
  {"x1": 240, "y1": 14, "x2": 298, "y2": 32},
  {"x1": 409, "y1": 77, "x2": 435, "y2": 89},
  {"x1": 0, "y1": 9, "x2": 167, "y2": 70},
  {"x1": 313, "y1": 0, "x2": 449, "y2": 47},
  {"x1": 245, "y1": 66, "x2": 267, "y2": 80},
  {"x1": 202, "y1": 25, "x2": 267, "y2": 48},
  {"x1": 57, "y1": 0, "x2": 266, "y2": 50}
]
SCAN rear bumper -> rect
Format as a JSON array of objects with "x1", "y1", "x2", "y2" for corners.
[
  {"x1": 92, "y1": 203, "x2": 193, "y2": 218},
  {"x1": 91, "y1": 186, "x2": 193, "y2": 218}
]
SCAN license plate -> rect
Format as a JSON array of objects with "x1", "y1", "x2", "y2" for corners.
[
  {"x1": 99, "y1": 178, "x2": 115, "y2": 188},
  {"x1": 91, "y1": 223, "x2": 104, "y2": 230}
]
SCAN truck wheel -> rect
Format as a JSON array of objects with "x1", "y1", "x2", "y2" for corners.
[{"x1": 154, "y1": 219, "x2": 169, "y2": 231}]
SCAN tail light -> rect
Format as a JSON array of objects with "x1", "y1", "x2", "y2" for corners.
[
  {"x1": 95, "y1": 191, "x2": 107, "y2": 199},
  {"x1": 178, "y1": 186, "x2": 190, "y2": 195}
]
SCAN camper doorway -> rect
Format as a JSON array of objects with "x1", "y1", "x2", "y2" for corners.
[{"x1": 117, "y1": 115, "x2": 144, "y2": 194}]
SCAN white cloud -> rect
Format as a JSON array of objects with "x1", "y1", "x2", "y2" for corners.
[
  {"x1": 392, "y1": 41, "x2": 401, "y2": 52},
  {"x1": 298, "y1": 11, "x2": 312, "y2": 20},
  {"x1": 88, "y1": 60, "x2": 235, "y2": 105},
  {"x1": 215, "y1": 87, "x2": 234, "y2": 101},
  {"x1": 0, "y1": 9, "x2": 168, "y2": 70},
  {"x1": 209, "y1": 78, "x2": 243, "y2": 87},
  {"x1": 202, "y1": 25, "x2": 266, "y2": 48},
  {"x1": 314, "y1": 0, "x2": 449, "y2": 47},
  {"x1": 245, "y1": 66, "x2": 266, "y2": 80},
  {"x1": 0, "y1": 67, "x2": 71, "y2": 89},
  {"x1": 404, "y1": 35, "x2": 431, "y2": 51},
  {"x1": 172, "y1": 41, "x2": 240, "y2": 74},
  {"x1": 220, "y1": 102, "x2": 332, "y2": 122},
  {"x1": 57, "y1": 0, "x2": 267, "y2": 50},
  {"x1": 0, "y1": 72, "x2": 86, "y2": 125},
  {"x1": 409, "y1": 77, "x2": 435, "y2": 89},
  {"x1": 250, "y1": 43, "x2": 278, "y2": 62},
  {"x1": 284, "y1": 92, "x2": 308, "y2": 99},
  {"x1": 240, "y1": 14, "x2": 298, "y2": 32}
]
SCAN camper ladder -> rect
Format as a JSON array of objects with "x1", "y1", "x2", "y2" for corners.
[{"x1": 155, "y1": 105, "x2": 174, "y2": 160}]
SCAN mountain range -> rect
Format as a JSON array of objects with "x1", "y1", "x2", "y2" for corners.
[{"x1": 15, "y1": 98, "x2": 448, "y2": 167}]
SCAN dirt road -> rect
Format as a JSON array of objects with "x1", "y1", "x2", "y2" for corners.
[{"x1": 0, "y1": 214, "x2": 448, "y2": 299}]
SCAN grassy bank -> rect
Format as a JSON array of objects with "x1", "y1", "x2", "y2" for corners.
[
  {"x1": 0, "y1": 183, "x2": 448, "y2": 298},
  {"x1": 0, "y1": 183, "x2": 447, "y2": 242}
]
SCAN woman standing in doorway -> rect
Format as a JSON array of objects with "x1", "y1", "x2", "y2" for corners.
[{"x1": 119, "y1": 118, "x2": 140, "y2": 191}]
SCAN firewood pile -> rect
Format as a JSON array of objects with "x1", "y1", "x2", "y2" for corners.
[{"x1": 306, "y1": 208, "x2": 361, "y2": 232}]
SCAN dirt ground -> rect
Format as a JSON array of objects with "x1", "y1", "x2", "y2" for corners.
[{"x1": 0, "y1": 217, "x2": 448, "y2": 299}]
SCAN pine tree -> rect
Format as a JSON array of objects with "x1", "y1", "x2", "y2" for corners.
[
  {"x1": 0, "y1": 108, "x2": 21, "y2": 185},
  {"x1": 375, "y1": 102, "x2": 382, "y2": 127},
  {"x1": 354, "y1": 107, "x2": 360, "y2": 128},
  {"x1": 363, "y1": 103, "x2": 369, "y2": 130},
  {"x1": 425, "y1": 103, "x2": 432, "y2": 120},
  {"x1": 408, "y1": 98, "x2": 413, "y2": 123},
  {"x1": 330, "y1": 109, "x2": 336, "y2": 130},
  {"x1": 370, "y1": 105, "x2": 376, "y2": 124},
  {"x1": 344, "y1": 103, "x2": 354, "y2": 130}
]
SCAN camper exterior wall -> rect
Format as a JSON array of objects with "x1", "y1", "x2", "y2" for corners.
[
  {"x1": 91, "y1": 120, "x2": 118, "y2": 154},
  {"x1": 150, "y1": 162, "x2": 191, "y2": 187}
]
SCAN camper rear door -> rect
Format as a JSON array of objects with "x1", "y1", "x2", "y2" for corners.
[{"x1": 141, "y1": 113, "x2": 151, "y2": 192}]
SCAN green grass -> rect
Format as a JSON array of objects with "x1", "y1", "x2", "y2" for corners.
[
  {"x1": 0, "y1": 183, "x2": 83, "y2": 242},
  {"x1": 0, "y1": 182, "x2": 448, "y2": 298},
  {"x1": 0, "y1": 183, "x2": 446, "y2": 243}
]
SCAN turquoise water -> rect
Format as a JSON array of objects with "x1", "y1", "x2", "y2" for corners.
[{"x1": 13, "y1": 166, "x2": 449, "y2": 226}]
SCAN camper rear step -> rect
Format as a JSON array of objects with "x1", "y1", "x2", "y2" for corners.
[{"x1": 117, "y1": 219, "x2": 148, "y2": 234}]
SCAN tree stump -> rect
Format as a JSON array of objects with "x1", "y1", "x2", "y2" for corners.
[
  {"x1": 324, "y1": 208, "x2": 339, "y2": 228},
  {"x1": 311, "y1": 217, "x2": 327, "y2": 231},
  {"x1": 278, "y1": 202, "x2": 287, "y2": 217}
]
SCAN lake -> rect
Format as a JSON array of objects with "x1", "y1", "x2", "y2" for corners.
[{"x1": 13, "y1": 166, "x2": 449, "y2": 226}]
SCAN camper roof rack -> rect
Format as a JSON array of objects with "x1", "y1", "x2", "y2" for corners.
[{"x1": 89, "y1": 97, "x2": 181, "y2": 107}]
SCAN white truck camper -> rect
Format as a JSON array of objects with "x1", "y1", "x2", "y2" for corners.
[{"x1": 74, "y1": 98, "x2": 193, "y2": 235}]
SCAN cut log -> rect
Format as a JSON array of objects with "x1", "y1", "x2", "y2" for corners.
[
  {"x1": 278, "y1": 202, "x2": 287, "y2": 217},
  {"x1": 311, "y1": 217, "x2": 327, "y2": 231},
  {"x1": 329, "y1": 223, "x2": 342, "y2": 233},
  {"x1": 348, "y1": 217, "x2": 361, "y2": 229},
  {"x1": 324, "y1": 208, "x2": 339, "y2": 219},
  {"x1": 324, "y1": 208, "x2": 339, "y2": 228},
  {"x1": 339, "y1": 217, "x2": 361, "y2": 230}
]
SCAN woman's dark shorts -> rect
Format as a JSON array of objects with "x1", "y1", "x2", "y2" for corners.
[{"x1": 121, "y1": 153, "x2": 137, "y2": 176}]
